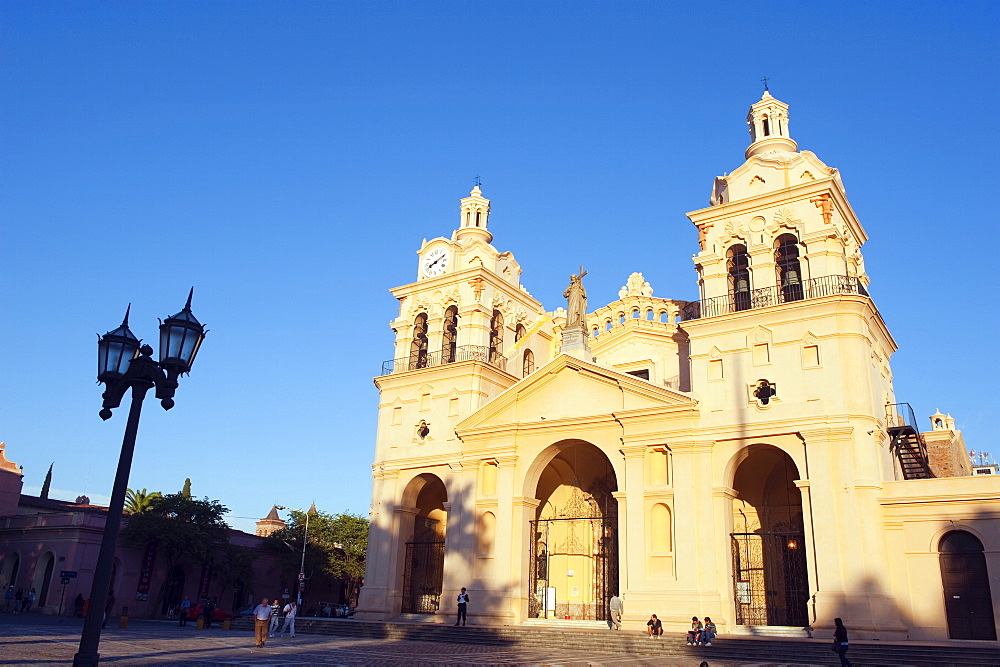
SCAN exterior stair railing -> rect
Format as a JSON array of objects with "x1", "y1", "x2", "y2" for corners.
[{"x1": 886, "y1": 402, "x2": 933, "y2": 480}]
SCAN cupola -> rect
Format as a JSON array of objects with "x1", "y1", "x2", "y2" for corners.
[
  {"x1": 455, "y1": 185, "x2": 493, "y2": 244},
  {"x1": 746, "y1": 91, "x2": 797, "y2": 158}
]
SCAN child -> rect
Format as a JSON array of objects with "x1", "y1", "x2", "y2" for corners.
[
  {"x1": 687, "y1": 616, "x2": 703, "y2": 644},
  {"x1": 701, "y1": 616, "x2": 716, "y2": 645}
]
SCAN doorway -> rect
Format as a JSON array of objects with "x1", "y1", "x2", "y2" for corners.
[
  {"x1": 940, "y1": 530, "x2": 997, "y2": 640},
  {"x1": 730, "y1": 445, "x2": 808, "y2": 627},
  {"x1": 528, "y1": 441, "x2": 618, "y2": 621}
]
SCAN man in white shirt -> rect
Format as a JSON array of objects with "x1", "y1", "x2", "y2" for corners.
[
  {"x1": 252, "y1": 598, "x2": 271, "y2": 648},
  {"x1": 280, "y1": 601, "x2": 297, "y2": 637}
]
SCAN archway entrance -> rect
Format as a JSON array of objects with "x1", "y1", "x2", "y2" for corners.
[
  {"x1": 730, "y1": 445, "x2": 808, "y2": 627},
  {"x1": 401, "y1": 474, "x2": 447, "y2": 614},
  {"x1": 529, "y1": 441, "x2": 618, "y2": 621},
  {"x1": 939, "y1": 530, "x2": 997, "y2": 640}
]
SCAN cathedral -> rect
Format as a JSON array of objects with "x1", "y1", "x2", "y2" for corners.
[{"x1": 355, "y1": 92, "x2": 999, "y2": 642}]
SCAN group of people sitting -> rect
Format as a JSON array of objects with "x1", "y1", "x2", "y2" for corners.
[
  {"x1": 643, "y1": 614, "x2": 716, "y2": 645},
  {"x1": 687, "y1": 616, "x2": 717, "y2": 645}
]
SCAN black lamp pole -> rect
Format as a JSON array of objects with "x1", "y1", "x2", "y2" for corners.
[{"x1": 74, "y1": 291, "x2": 206, "y2": 667}]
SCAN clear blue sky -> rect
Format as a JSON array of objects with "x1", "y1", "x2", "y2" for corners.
[{"x1": 2, "y1": 2, "x2": 997, "y2": 534}]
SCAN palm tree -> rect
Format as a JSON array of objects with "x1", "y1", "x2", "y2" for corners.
[{"x1": 125, "y1": 488, "x2": 162, "y2": 514}]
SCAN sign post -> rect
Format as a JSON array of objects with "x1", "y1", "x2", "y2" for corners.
[{"x1": 59, "y1": 571, "x2": 78, "y2": 617}]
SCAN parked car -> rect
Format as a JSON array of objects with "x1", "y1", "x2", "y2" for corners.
[
  {"x1": 187, "y1": 603, "x2": 235, "y2": 622},
  {"x1": 234, "y1": 604, "x2": 257, "y2": 618}
]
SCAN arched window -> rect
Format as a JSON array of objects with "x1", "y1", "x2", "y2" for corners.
[
  {"x1": 632, "y1": 309, "x2": 640, "y2": 319},
  {"x1": 442, "y1": 306, "x2": 458, "y2": 363},
  {"x1": 489, "y1": 310, "x2": 504, "y2": 364},
  {"x1": 523, "y1": 349, "x2": 534, "y2": 377},
  {"x1": 939, "y1": 531, "x2": 997, "y2": 640},
  {"x1": 774, "y1": 234, "x2": 803, "y2": 303},
  {"x1": 410, "y1": 313, "x2": 429, "y2": 369},
  {"x1": 727, "y1": 244, "x2": 751, "y2": 312},
  {"x1": 479, "y1": 511, "x2": 496, "y2": 556},
  {"x1": 592, "y1": 326, "x2": 599, "y2": 338},
  {"x1": 646, "y1": 309, "x2": 654, "y2": 321},
  {"x1": 515, "y1": 323, "x2": 526, "y2": 342},
  {"x1": 619, "y1": 313, "x2": 626, "y2": 325}
]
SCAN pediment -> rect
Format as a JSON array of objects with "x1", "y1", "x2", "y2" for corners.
[{"x1": 456, "y1": 354, "x2": 697, "y2": 431}]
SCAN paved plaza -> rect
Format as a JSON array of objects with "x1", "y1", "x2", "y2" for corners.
[{"x1": 0, "y1": 615, "x2": 770, "y2": 666}]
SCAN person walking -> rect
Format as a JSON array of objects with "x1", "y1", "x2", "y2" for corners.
[
  {"x1": 268, "y1": 597, "x2": 282, "y2": 636},
  {"x1": 252, "y1": 598, "x2": 271, "y2": 648},
  {"x1": 179, "y1": 596, "x2": 191, "y2": 626},
  {"x1": 833, "y1": 617, "x2": 852, "y2": 666},
  {"x1": 646, "y1": 613, "x2": 663, "y2": 639},
  {"x1": 455, "y1": 587, "x2": 469, "y2": 626},
  {"x1": 24, "y1": 588, "x2": 36, "y2": 613},
  {"x1": 279, "y1": 600, "x2": 297, "y2": 637},
  {"x1": 4, "y1": 585, "x2": 14, "y2": 613},
  {"x1": 73, "y1": 593, "x2": 85, "y2": 617},
  {"x1": 13, "y1": 588, "x2": 23, "y2": 613},
  {"x1": 608, "y1": 593, "x2": 623, "y2": 630}
]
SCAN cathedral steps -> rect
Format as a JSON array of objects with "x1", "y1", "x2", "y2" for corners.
[{"x1": 232, "y1": 616, "x2": 999, "y2": 665}]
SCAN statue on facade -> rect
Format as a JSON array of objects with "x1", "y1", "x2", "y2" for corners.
[{"x1": 563, "y1": 267, "x2": 588, "y2": 328}]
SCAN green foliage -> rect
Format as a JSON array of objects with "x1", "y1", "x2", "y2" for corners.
[
  {"x1": 124, "y1": 488, "x2": 163, "y2": 514},
  {"x1": 180, "y1": 478, "x2": 192, "y2": 500},
  {"x1": 266, "y1": 509, "x2": 369, "y2": 606},
  {"x1": 40, "y1": 463, "x2": 53, "y2": 499},
  {"x1": 122, "y1": 493, "x2": 230, "y2": 567}
]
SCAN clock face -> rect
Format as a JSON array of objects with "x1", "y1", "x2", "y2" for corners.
[{"x1": 422, "y1": 247, "x2": 449, "y2": 277}]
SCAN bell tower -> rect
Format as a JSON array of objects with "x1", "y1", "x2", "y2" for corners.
[{"x1": 456, "y1": 185, "x2": 492, "y2": 244}]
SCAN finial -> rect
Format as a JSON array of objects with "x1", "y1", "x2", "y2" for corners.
[
  {"x1": 474, "y1": 174, "x2": 481, "y2": 188},
  {"x1": 184, "y1": 287, "x2": 194, "y2": 311},
  {"x1": 761, "y1": 76, "x2": 770, "y2": 93},
  {"x1": 121, "y1": 303, "x2": 132, "y2": 327}
]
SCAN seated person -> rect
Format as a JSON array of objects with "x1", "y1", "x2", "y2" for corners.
[
  {"x1": 701, "y1": 616, "x2": 716, "y2": 645},
  {"x1": 687, "y1": 616, "x2": 703, "y2": 644},
  {"x1": 646, "y1": 614, "x2": 663, "y2": 639}
]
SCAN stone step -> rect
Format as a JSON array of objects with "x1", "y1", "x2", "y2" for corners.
[{"x1": 232, "y1": 617, "x2": 999, "y2": 665}]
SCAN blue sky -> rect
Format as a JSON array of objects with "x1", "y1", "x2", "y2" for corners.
[{"x1": 2, "y1": 2, "x2": 997, "y2": 534}]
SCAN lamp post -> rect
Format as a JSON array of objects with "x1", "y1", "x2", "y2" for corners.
[
  {"x1": 73, "y1": 291, "x2": 206, "y2": 667},
  {"x1": 276, "y1": 504, "x2": 315, "y2": 606}
]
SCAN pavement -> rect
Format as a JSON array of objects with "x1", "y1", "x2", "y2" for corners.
[{"x1": 0, "y1": 614, "x2": 777, "y2": 666}]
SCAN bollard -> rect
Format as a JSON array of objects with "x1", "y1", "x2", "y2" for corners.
[
  {"x1": 196, "y1": 615, "x2": 205, "y2": 630},
  {"x1": 223, "y1": 618, "x2": 231, "y2": 631}
]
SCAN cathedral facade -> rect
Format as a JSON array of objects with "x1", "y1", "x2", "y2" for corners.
[{"x1": 355, "y1": 93, "x2": 999, "y2": 642}]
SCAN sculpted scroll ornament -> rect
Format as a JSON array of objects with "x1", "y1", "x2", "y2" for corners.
[
  {"x1": 618, "y1": 272, "x2": 654, "y2": 298},
  {"x1": 772, "y1": 207, "x2": 800, "y2": 233}
]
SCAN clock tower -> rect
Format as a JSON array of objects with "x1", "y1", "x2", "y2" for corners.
[{"x1": 358, "y1": 185, "x2": 556, "y2": 619}]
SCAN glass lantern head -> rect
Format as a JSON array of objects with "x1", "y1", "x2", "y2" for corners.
[
  {"x1": 158, "y1": 288, "x2": 206, "y2": 374},
  {"x1": 97, "y1": 305, "x2": 141, "y2": 382}
]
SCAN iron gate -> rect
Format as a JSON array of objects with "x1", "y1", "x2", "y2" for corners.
[
  {"x1": 401, "y1": 540, "x2": 445, "y2": 614},
  {"x1": 731, "y1": 531, "x2": 808, "y2": 626},
  {"x1": 528, "y1": 517, "x2": 618, "y2": 620}
]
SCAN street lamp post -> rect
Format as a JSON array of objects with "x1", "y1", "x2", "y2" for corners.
[
  {"x1": 73, "y1": 291, "x2": 206, "y2": 667},
  {"x1": 276, "y1": 504, "x2": 314, "y2": 606}
]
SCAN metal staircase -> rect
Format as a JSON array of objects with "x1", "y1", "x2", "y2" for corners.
[{"x1": 886, "y1": 403, "x2": 933, "y2": 480}]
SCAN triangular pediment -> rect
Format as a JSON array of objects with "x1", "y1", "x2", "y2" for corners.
[{"x1": 456, "y1": 354, "x2": 697, "y2": 431}]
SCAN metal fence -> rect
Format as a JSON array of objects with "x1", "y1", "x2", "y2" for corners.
[{"x1": 683, "y1": 275, "x2": 869, "y2": 320}]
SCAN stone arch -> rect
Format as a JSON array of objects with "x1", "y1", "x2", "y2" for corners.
[
  {"x1": 728, "y1": 444, "x2": 808, "y2": 627},
  {"x1": 1, "y1": 550, "x2": 21, "y2": 589},
  {"x1": 32, "y1": 550, "x2": 56, "y2": 608},
  {"x1": 398, "y1": 472, "x2": 449, "y2": 615},
  {"x1": 524, "y1": 440, "x2": 620, "y2": 622}
]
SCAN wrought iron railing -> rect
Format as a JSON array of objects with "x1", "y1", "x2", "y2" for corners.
[
  {"x1": 886, "y1": 402, "x2": 932, "y2": 479},
  {"x1": 380, "y1": 345, "x2": 507, "y2": 376},
  {"x1": 682, "y1": 275, "x2": 869, "y2": 320}
]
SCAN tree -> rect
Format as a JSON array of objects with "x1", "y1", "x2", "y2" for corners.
[
  {"x1": 266, "y1": 509, "x2": 368, "y2": 607},
  {"x1": 40, "y1": 463, "x2": 53, "y2": 499},
  {"x1": 180, "y1": 478, "x2": 192, "y2": 500},
  {"x1": 124, "y1": 488, "x2": 163, "y2": 514},
  {"x1": 121, "y1": 493, "x2": 230, "y2": 615}
]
